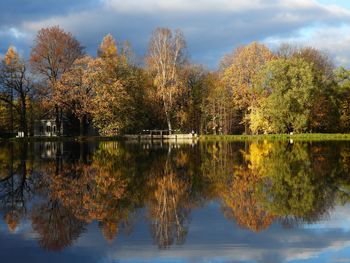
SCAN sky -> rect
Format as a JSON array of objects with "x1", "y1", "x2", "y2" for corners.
[{"x1": 1, "y1": 0, "x2": 350, "y2": 69}]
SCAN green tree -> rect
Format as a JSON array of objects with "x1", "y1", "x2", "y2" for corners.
[
  {"x1": 281, "y1": 46, "x2": 339, "y2": 132},
  {"x1": 249, "y1": 57, "x2": 315, "y2": 134}
]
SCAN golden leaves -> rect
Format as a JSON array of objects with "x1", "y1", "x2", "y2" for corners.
[
  {"x1": 4, "y1": 46, "x2": 20, "y2": 66},
  {"x1": 222, "y1": 42, "x2": 274, "y2": 111},
  {"x1": 98, "y1": 34, "x2": 118, "y2": 59}
]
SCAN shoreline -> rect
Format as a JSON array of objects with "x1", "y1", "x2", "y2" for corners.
[
  {"x1": 200, "y1": 133, "x2": 350, "y2": 141},
  {"x1": 3, "y1": 133, "x2": 350, "y2": 142}
]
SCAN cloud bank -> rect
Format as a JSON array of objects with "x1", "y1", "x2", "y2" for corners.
[{"x1": 1, "y1": 0, "x2": 350, "y2": 68}]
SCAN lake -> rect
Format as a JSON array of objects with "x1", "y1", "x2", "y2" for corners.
[{"x1": 1, "y1": 139, "x2": 350, "y2": 263}]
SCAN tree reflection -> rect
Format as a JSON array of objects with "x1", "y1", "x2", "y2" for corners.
[
  {"x1": 1, "y1": 140, "x2": 350, "y2": 251},
  {"x1": 31, "y1": 200, "x2": 85, "y2": 251},
  {"x1": 0, "y1": 143, "x2": 36, "y2": 232},
  {"x1": 210, "y1": 140, "x2": 349, "y2": 230},
  {"x1": 47, "y1": 141, "x2": 139, "y2": 244},
  {"x1": 146, "y1": 149, "x2": 191, "y2": 249},
  {"x1": 219, "y1": 141, "x2": 276, "y2": 232},
  {"x1": 262, "y1": 142, "x2": 338, "y2": 225}
]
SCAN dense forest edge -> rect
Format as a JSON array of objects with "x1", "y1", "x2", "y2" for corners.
[{"x1": 2, "y1": 25, "x2": 350, "y2": 138}]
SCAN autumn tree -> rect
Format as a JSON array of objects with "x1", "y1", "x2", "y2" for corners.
[
  {"x1": 55, "y1": 56, "x2": 94, "y2": 136},
  {"x1": 90, "y1": 34, "x2": 135, "y2": 135},
  {"x1": 176, "y1": 65, "x2": 208, "y2": 133},
  {"x1": 222, "y1": 42, "x2": 274, "y2": 134},
  {"x1": 30, "y1": 26, "x2": 84, "y2": 135},
  {"x1": 146, "y1": 28, "x2": 187, "y2": 133},
  {"x1": 201, "y1": 72, "x2": 236, "y2": 134},
  {"x1": 335, "y1": 67, "x2": 350, "y2": 132},
  {"x1": 0, "y1": 46, "x2": 33, "y2": 136},
  {"x1": 115, "y1": 41, "x2": 155, "y2": 132},
  {"x1": 97, "y1": 33, "x2": 118, "y2": 58},
  {"x1": 0, "y1": 102, "x2": 13, "y2": 135}
]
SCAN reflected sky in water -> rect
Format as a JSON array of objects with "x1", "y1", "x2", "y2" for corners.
[{"x1": 1, "y1": 140, "x2": 350, "y2": 263}]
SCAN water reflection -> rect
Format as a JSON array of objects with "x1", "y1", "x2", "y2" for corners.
[{"x1": 1, "y1": 140, "x2": 350, "y2": 262}]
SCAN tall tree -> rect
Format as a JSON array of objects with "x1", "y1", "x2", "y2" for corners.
[
  {"x1": 201, "y1": 72, "x2": 235, "y2": 134},
  {"x1": 0, "y1": 46, "x2": 32, "y2": 136},
  {"x1": 116, "y1": 41, "x2": 153, "y2": 133},
  {"x1": 175, "y1": 65, "x2": 207, "y2": 133},
  {"x1": 222, "y1": 42, "x2": 274, "y2": 134},
  {"x1": 336, "y1": 67, "x2": 350, "y2": 132},
  {"x1": 249, "y1": 58, "x2": 315, "y2": 134},
  {"x1": 55, "y1": 56, "x2": 94, "y2": 136},
  {"x1": 30, "y1": 26, "x2": 84, "y2": 135},
  {"x1": 146, "y1": 28, "x2": 187, "y2": 133},
  {"x1": 97, "y1": 33, "x2": 118, "y2": 58},
  {"x1": 282, "y1": 46, "x2": 338, "y2": 132},
  {"x1": 90, "y1": 34, "x2": 135, "y2": 135}
]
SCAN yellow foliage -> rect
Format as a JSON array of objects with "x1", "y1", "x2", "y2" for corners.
[
  {"x1": 4, "y1": 46, "x2": 20, "y2": 66},
  {"x1": 98, "y1": 34, "x2": 118, "y2": 59},
  {"x1": 222, "y1": 42, "x2": 274, "y2": 111}
]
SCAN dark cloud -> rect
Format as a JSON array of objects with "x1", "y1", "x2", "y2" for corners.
[
  {"x1": 0, "y1": 0, "x2": 100, "y2": 27},
  {"x1": 1, "y1": 0, "x2": 350, "y2": 68}
]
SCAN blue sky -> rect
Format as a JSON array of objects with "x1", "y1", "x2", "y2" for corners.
[{"x1": 1, "y1": 0, "x2": 350, "y2": 68}]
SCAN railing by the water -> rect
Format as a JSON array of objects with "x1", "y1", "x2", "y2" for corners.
[{"x1": 124, "y1": 129, "x2": 198, "y2": 141}]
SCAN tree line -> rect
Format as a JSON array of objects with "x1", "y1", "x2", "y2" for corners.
[{"x1": 1, "y1": 25, "x2": 350, "y2": 136}]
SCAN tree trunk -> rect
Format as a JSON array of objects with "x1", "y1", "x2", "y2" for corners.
[
  {"x1": 19, "y1": 143, "x2": 28, "y2": 196},
  {"x1": 10, "y1": 89, "x2": 13, "y2": 136},
  {"x1": 163, "y1": 96, "x2": 172, "y2": 134},
  {"x1": 166, "y1": 113, "x2": 172, "y2": 135},
  {"x1": 55, "y1": 105, "x2": 61, "y2": 137},
  {"x1": 79, "y1": 117, "x2": 84, "y2": 137},
  {"x1": 244, "y1": 109, "x2": 249, "y2": 135},
  {"x1": 20, "y1": 95, "x2": 27, "y2": 137}
]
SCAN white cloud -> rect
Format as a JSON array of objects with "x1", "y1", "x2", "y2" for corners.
[
  {"x1": 103, "y1": 0, "x2": 264, "y2": 13},
  {"x1": 264, "y1": 24, "x2": 350, "y2": 66},
  {"x1": 102, "y1": 0, "x2": 350, "y2": 17},
  {"x1": 0, "y1": 27, "x2": 26, "y2": 39}
]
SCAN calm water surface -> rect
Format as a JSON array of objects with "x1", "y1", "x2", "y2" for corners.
[{"x1": 1, "y1": 140, "x2": 350, "y2": 263}]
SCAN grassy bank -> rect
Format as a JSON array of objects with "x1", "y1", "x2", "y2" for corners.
[
  {"x1": 200, "y1": 133, "x2": 350, "y2": 142},
  {"x1": 4, "y1": 133, "x2": 350, "y2": 143}
]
